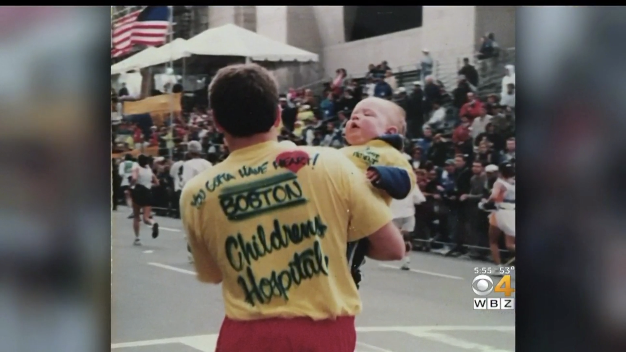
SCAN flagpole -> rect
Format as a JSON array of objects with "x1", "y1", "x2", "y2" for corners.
[{"x1": 168, "y1": 5, "x2": 175, "y2": 161}]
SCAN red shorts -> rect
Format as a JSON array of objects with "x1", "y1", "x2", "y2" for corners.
[{"x1": 215, "y1": 315, "x2": 356, "y2": 352}]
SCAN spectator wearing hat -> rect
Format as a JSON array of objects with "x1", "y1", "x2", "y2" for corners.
[
  {"x1": 484, "y1": 164, "x2": 499, "y2": 190},
  {"x1": 406, "y1": 81, "x2": 424, "y2": 138},
  {"x1": 373, "y1": 76, "x2": 393, "y2": 99},
  {"x1": 420, "y1": 49, "x2": 434, "y2": 84}
]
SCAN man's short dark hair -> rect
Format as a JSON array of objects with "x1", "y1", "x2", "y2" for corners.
[{"x1": 209, "y1": 64, "x2": 278, "y2": 137}]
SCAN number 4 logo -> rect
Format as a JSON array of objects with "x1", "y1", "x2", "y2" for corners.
[{"x1": 493, "y1": 275, "x2": 515, "y2": 297}]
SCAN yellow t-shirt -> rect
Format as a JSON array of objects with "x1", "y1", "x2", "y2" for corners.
[
  {"x1": 341, "y1": 139, "x2": 416, "y2": 205},
  {"x1": 180, "y1": 140, "x2": 392, "y2": 321}
]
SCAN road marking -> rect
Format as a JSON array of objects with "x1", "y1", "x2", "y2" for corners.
[
  {"x1": 112, "y1": 326, "x2": 515, "y2": 350},
  {"x1": 378, "y1": 264, "x2": 464, "y2": 280},
  {"x1": 406, "y1": 330, "x2": 512, "y2": 352},
  {"x1": 357, "y1": 326, "x2": 515, "y2": 333},
  {"x1": 147, "y1": 262, "x2": 195, "y2": 276},
  {"x1": 356, "y1": 341, "x2": 393, "y2": 352},
  {"x1": 159, "y1": 227, "x2": 181, "y2": 232},
  {"x1": 142, "y1": 250, "x2": 153, "y2": 254}
]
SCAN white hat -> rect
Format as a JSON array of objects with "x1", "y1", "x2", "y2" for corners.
[
  {"x1": 396, "y1": 87, "x2": 406, "y2": 93},
  {"x1": 188, "y1": 140, "x2": 203, "y2": 153},
  {"x1": 413, "y1": 81, "x2": 421, "y2": 86},
  {"x1": 422, "y1": 48, "x2": 429, "y2": 53},
  {"x1": 485, "y1": 164, "x2": 499, "y2": 172}
]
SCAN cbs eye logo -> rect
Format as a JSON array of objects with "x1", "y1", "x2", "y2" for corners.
[
  {"x1": 472, "y1": 275, "x2": 515, "y2": 296},
  {"x1": 472, "y1": 275, "x2": 494, "y2": 295}
]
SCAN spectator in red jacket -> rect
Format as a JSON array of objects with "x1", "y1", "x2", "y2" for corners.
[
  {"x1": 459, "y1": 92, "x2": 484, "y2": 122},
  {"x1": 133, "y1": 126, "x2": 143, "y2": 150},
  {"x1": 453, "y1": 115, "x2": 472, "y2": 145},
  {"x1": 149, "y1": 126, "x2": 159, "y2": 146}
]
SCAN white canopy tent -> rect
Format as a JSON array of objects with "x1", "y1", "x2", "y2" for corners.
[
  {"x1": 111, "y1": 47, "x2": 158, "y2": 75},
  {"x1": 184, "y1": 24, "x2": 319, "y2": 62},
  {"x1": 135, "y1": 38, "x2": 191, "y2": 69}
]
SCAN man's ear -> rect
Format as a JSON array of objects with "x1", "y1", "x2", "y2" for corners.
[
  {"x1": 274, "y1": 105, "x2": 282, "y2": 128},
  {"x1": 386, "y1": 126, "x2": 398, "y2": 135},
  {"x1": 213, "y1": 112, "x2": 224, "y2": 133}
]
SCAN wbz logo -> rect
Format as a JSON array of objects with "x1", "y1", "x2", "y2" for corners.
[
  {"x1": 472, "y1": 274, "x2": 515, "y2": 310},
  {"x1": 474, "y1": 297, "x2": 515, "y2": 310}
]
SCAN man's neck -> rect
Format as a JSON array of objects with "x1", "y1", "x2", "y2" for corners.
[{"x1": 225, "y1": 131, "x2": 278, "y2": 153}]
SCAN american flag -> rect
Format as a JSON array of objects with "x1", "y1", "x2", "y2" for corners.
[{"x1": 111, "y1": 6, "x2": 170, "y2": 58}]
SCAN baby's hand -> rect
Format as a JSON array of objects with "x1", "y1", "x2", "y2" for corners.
[{"x1": 366, "y1": 169, "x2": 381, "y2": 183}]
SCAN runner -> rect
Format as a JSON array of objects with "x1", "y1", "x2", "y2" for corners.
[
  {"x1": 130, "y1": 154, "x2": 159, "y2": 246},
  {"x1": 118, "y1": 154, "x2": 136, "y2": 218},
  {"x1": 391, "y1": 183, "x2": 426, "y2": 270},
  {"x1": 483, "y1": 162, "x2": 515, "y2": 270},
  {"x1": 180, "y1": 141, "x2": 212, "y2": 263},
  {"x1": 180, "y1": 63, "x2": 405, "y2": 352}
]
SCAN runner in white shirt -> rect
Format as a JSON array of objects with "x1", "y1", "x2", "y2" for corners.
[
  {"x1": 180, "y1": 141, "x2": 213, "y2": 262},
  {"x1": 130, "y1": 154, "x2": 160, "y2": 246},
  {"x1": 118, "y1": 154, "x2": 136, "y2": 217},
  {"x1": 390, "y1": 183, "x2": 426, "y2": 270},
  {"x1": 481, "y1": 162, "x2": 515, "y2": 271}
]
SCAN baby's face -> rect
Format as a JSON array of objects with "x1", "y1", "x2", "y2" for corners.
[{"x1": 345, "y1": 98, "x2": 394, "y2": 145}]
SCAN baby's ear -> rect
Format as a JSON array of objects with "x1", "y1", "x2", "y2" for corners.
[{"x1": 386, "y1": 126, "x2": 398, "y2": 135}]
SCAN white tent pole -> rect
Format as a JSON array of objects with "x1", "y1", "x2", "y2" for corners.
[{"x1": 167, "y1": 5, "x2": 175, "y2": 161}]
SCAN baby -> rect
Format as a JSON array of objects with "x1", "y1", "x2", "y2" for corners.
[{"x1": 342, "y1": 97, "x2": 416, "y2": 288}]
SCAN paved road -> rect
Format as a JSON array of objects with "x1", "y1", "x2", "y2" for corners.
[{"x1": 112, "y1": 208, "x2": 515, "y2": 352}]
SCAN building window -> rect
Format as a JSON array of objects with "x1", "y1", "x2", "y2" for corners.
[{"x1": 344, "y1": 6, "x2": 423, "y2": 42}]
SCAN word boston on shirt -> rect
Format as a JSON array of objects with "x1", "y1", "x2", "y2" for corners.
[{"x1": 180, "y1": 140, "x2": 393, "y2": 320}]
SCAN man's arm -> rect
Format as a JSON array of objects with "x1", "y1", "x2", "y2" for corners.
[
  {"x1": 339, "y1": 156, "x2": 404, "y2": 261},
  {"x1": 180, "y1": 184, "x2": 223, "y2": 284}
]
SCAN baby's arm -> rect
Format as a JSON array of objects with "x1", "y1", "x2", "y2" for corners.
[
  {"x1": 367, "y1": 148, "x2": 416, "y2": 199},
  {"x1": 367, "y1": 166, "x2": 412, "y2": 199}
]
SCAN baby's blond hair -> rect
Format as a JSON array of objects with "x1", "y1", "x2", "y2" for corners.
[{"x1": 361, "y1": 97, "x2": 407, "y2": 135}]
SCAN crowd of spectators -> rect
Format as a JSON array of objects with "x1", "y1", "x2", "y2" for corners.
[{"x1": 112, "y1": 51, "x2": 515, "y2": 261}]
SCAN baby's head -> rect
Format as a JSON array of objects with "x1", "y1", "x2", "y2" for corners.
[{"x1": 344, "y1": 97, "x2": 406, "y2": 145}]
